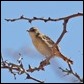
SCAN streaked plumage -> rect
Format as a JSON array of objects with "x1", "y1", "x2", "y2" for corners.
[{"x1": 27, "y1": 27, "x2": 73, "y2": 64}]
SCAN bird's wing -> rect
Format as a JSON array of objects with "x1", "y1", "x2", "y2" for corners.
[
  {"x1": 42, "y1": 35, "x2": 55, "y2": 45},
  {"x1": 43, "y1": 35, "x2": 60, "y2": 51},
  {"x1": 37, "y1": 33, "x2": 60, "y2": 51}
]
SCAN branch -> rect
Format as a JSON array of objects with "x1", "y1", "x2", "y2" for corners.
[
  {"x1": 27, "y1": 58, "x2": 50, "y2": 72},
  {"x1": 5, "y1": 12, "x2": 83, "y2": 23},
  {"x1": 59, "y1": 63, "x2": 83, "y2": 83},
  {"x1": 1, "y1": 52, "x2": 51, "y2": 82},
  {"x1": 1, "y1": 54, "x2": 44, "y2": 83},
  {"x1": 54, "y1": 12, "x2": 83, "y2": 45},
  {"x1": 56, "y1": 19, "x2": 68, "y2": 45}
]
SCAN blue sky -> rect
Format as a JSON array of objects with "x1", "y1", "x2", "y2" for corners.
[{"x1": 1, "y1": 1, "x2": 83, "y2": 83}]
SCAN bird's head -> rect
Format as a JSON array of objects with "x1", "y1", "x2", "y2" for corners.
[{"x1": 27, "y1": 27, "x2": 40, "y2": 39}]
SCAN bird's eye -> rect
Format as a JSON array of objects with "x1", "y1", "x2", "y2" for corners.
[{"x1": 29, "y1": 27, "x2": 36, "y2": 32}]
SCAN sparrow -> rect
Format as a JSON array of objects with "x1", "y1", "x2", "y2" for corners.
[{"x1": 27, "y1": 27, "x2": 73, "y2": 64}]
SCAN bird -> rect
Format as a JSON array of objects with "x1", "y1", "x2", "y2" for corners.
[{"x1": 27, "y1": 27, "x2": 73, "y2": 64}]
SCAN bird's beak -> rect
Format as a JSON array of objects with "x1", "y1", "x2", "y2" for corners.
[{"x1": 26, "y1": 30, "x2": 29, "y2": 32}]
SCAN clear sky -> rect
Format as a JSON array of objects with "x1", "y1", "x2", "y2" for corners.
[{"x1": 1, "y1": 1, "x2": 83, "y2": 83}]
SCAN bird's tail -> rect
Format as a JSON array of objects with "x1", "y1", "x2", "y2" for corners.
[{"x1": 58, "y1": 53, "x2": 73, "y2": 64}]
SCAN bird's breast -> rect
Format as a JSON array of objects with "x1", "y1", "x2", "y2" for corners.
[{"x1": 32, "y1": 38, "x2": 52, "y2": 57}]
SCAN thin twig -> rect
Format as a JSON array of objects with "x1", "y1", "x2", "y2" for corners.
[
  {"x1": 27, "y1": 58, "x2": 50, "y2": 72},
  {"x1": 55, "y1": 19, "x2": 68, "y2": 45},
  {"x1": 26, "y1": 73, "x2": 44, "y2": 83},
  {"x1": 1, "y1": 54, "x2": 44, "y2": 83},
  {"x1": 55, "y1": 13, "x2": 83, "y2": 45},
  {"x1": 5, "y1": 13, "x2": 83, "y2": 23},
  {"x1": 59, "y1": 63, "x2": 83, "y2": 83}
]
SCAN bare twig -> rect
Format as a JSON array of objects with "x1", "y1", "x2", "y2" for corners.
[
  {"x1": 56, "y1": 19, "x2": 68, "y2": 45},
  {"x1": 27, "y1": 58, "x2": 50, "y2": 72},
  {"x1": 59, "y1": 63, "x2": 83, "y2": 83},
  {"x1": 5, "y1": 13, "x2": 83, "y2": 23},
  {"x1": 1, "y1": 53, "x2": 51, "y2": 82},
  {"x1": 1, "y1": 54, "x2": 44, "y2": 83},
  {"x1": 54, "y1": 13, "x2": 83, "y2": 45},
  {"x1": 26, "y1": 73, "x2": 44, "y2": 83}
]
